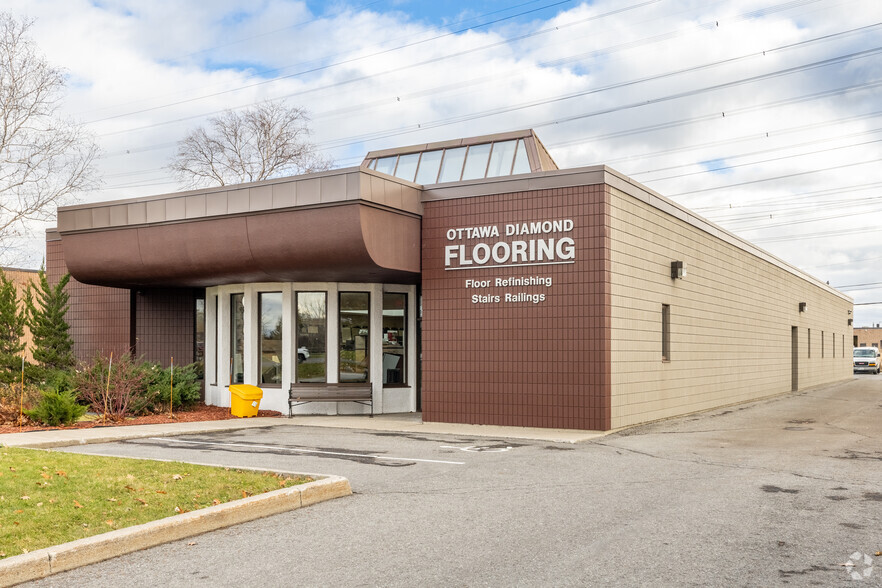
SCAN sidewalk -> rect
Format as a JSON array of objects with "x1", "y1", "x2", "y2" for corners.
[{"x1": 0, "y1": 413, "x2": 606, "y2": 448}]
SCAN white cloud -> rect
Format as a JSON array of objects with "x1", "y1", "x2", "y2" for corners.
[{"x1": 4, "y1": 0, "x2": 882, "y2": 323}]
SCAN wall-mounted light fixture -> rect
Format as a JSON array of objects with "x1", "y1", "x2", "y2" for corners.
[
  {"x1": 671, "y1": 261, "x2": 687, "y2": 279},
  {"x1": 799, "y1": 302, "x2": 807, "y2": 313}
]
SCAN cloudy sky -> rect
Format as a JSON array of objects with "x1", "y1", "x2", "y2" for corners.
[{"x1": 6, "y1": 0, "x2": 882, "y2": 324}]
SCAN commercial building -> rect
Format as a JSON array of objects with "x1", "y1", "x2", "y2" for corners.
[
  {"x1": 47, "y1": 129, "x2": 853, "y2": 430},
  {"x1": 854, "y1": 326, "x2": 882, "y2": 349}
]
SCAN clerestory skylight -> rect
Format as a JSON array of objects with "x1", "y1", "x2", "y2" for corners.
[{"x1": 364, "y1": 138, "x2": 532, "y2": 185}]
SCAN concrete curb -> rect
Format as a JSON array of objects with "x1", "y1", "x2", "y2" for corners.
[
  {"x1": 0, "y1": 417, "x2": 283, "y2": 449},
  {"x1": 0, "y1": 474, "x2": 351, "y2": 587}
]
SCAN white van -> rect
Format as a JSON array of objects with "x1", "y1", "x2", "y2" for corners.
[{"x1": 853, "y1": 347, "x2": 881, "y2": 374}]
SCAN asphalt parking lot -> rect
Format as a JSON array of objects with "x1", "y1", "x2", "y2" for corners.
[{"x1": 23, "y1": 376, "x2": 882, "y2": 587}]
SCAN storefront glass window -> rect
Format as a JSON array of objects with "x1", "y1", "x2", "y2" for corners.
[
  {"x1": 382, "y1": 293, "x2": 406, "y2": 385},
  {"x1": 259, "y1": 292, "x2": 283, "y2": 386},
  {"x1": 438, "y1": 147, "x2": 467, "y2": 183},
  {"x1": 195, "y1": 297, "x2": 205, "y2": 380},
  {"x1": 486, "y1": 140, "x2": 517, "y2": 177},
  {"x1": 230, "y1": 293, "x2": 244, "y2": 384},
  {"x1": 339, "y1": 292, "x2": 369, "y2": 383},
  {"x1": 297, "y1": 292, "x2": 327, "y2": 383},
  {"x1": 462, "y1": 143, "x2": 492, "y2": 180}
]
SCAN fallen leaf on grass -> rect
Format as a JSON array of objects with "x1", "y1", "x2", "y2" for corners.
[
  {"x1": 55, "y1": 470, "x2": 65, "y2": 477},
  {"x1": 124, "y1": 485, "x2": 135, "y2": 492},
  {"x1": 107, "y1": 498, "x2": 117, "y2": 502},
  {"x1": 36, "y1": 502, "x2": 42, "y2": 507},
  {"x1": 241, "y1": 490, "x2": 251, "y2": 498},
  {"x1": 212, "y1": 499, "x2": 220, "y2": 505},
  {"x1": 105, "y1": 520, "x2": 114, "y2": 527},
  {"x1": 40, "y1": 472, "x2": 51, "y2": 479},
  {"x1": 20, "y1": 496, "x2": 29, "y2": 500},
  {"x1": 279, "y1": 479, "x2": 288, "y2": 488},
  {"x1": 14, "y1": 510, "x2": 22, "y2": 514},
  {"x1": 172, "y1": 474, "x2": 183, "y2": 481},
  {"x1": 73, "y1": 500, "x2": 83, "y2": 508},
  {"x1": 174, "y1": 506, "x2": 181, "y2": 513},
  {"x1": 134, "y1": 498, "x2": 148, "y2": 506},
  {"x1": 156, "y1": 490, "x2": 167, "y2": 494}
]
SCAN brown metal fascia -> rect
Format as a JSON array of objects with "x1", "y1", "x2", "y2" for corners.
[
  {"x1": 57, "y1": 166, "x2": 364, "y2": 213},
  {"x1": 420, "y1": 166, "x2": 608, "y2": 201},
  {"x1": 56, "y1": 198, "x2": 421, "y2": 236}
]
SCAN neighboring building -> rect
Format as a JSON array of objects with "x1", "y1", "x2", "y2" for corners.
[
  {"x1": 46, "y1": 130, "x2": 853, "y2": 431},
  {"x1": 854, "y1": 326, "x2": 882, "y2": 349},
  {"x1": 2, "y1": 267, "x2": 39, "y2": 362}
]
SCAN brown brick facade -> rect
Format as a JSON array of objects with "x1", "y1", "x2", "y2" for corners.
[
  {"x1": 47, "y1": 237, "x2": 199, "y2": 368},
  {"x1": 133, "y1": 289, "x2": 199, "y2": 366},
  {"x1": 47, "y1": 237, "x2": 131, "y2": 362},
  {"x1": 421, "y1": 185, "x2": 611, "y2": 430}
]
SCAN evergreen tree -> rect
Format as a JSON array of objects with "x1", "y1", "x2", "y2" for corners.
[
  {"x1": 26, "y1": 268, "x2": 75, "y2": 377},
  {"x1": 0, "y1": 269, "x2": 26, "y2": 382}
]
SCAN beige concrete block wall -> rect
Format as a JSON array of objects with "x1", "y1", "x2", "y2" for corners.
[{"x1": 608, "y1": 187, "x2": 852, "y2": 429}]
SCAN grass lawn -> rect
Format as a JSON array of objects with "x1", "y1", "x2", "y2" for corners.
[{"x1": 0, "y1": 447, "x2": 311, "y2": 558}]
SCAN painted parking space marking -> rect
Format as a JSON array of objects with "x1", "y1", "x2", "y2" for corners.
[
  {"x1": 149, "y1": 438, "x2": 465, "y2": 465},
  {"x1": 440, "y1": 445, "x2": 513, "y2": 453}
]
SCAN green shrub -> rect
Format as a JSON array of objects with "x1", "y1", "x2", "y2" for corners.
[
  {"x1": 132, "y1": 362, "x2": 202, "y2": 414},
  {"x1": 0, "y1": 382, "x2": 42, "y2": 425},
  {"x1": 25, "y1": 389, "x2": 86, "y2": 426},
  {"x1": 74, "y1": 353, "x2": 146, "y2": 420}
]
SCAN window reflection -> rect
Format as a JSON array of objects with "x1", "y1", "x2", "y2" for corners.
[
  {"x1": 297, "y1": 292, "x2": 327, "y2": 383},
  {"x1": 486, "y1": 140, "x2": 517, "y2": 177},
  {"x1": 462, "y1": 143, "x2": 491, "y2": 180},
  {"x1": 438, "y1": 147, "x2": 467, "y2": 183},
  {"x1": 415, "y1": 150, "x2": 442, "y2": 184},
  {"x1": 375, "y1": 156, "x2": 397, "y2": 176},
  {"x1": 259, "y1": 292, "x2": 282, "y2": 386},
  {"x1": 230, "y1": 293, "x2": 244, "y2": 384},
  {"x1": 339, "y1": 292, "x2": 370, "y2": 382},
  {"x1": 382, "y1": 293, "x2": 406, "y2": 385},
  {"x1": 395, "y1": 153, "x2": 420, "y2": 182},
  {"x1": 512, "y1": 139, "x2": 531, "y2": 174}
]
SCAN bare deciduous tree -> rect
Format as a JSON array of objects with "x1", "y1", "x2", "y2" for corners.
[
  {"x1": 0, "y1": 13, "x2": 99, "y2": 256},
  {"x1": 169, "y1": 100, "x2": 332, "y2": 188}
]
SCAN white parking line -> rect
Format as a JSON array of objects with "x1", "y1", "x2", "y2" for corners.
[{"x1": 149, "y1": 438, "x2": 466, "y2": 465}]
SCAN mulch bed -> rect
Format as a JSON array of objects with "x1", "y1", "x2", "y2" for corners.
[{"x1": 0, "y1": 404, "x2": 282, "y2": 434}]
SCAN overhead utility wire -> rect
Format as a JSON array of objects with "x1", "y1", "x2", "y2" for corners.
[
  {"x1": 634, "y1": 136, "x2": 882, "y2": 183},
  {"x1": 668, "y1": 156, "x2": 882, "y2": 197},
  {"x1": 314, "y1": 45, "x2": 882, "y2": 152},
  {"x1": 591, "y1": 109, "x2": 882, "y2": 168},
  {"x1": 82, "y1": 0, "x2": 592, "y2": 125},
  {"x1": 92, "y1": 0, "x2": 657, "y2": 135},
  {"x1": 79, "y1": 0, "x2": 553, "y2": 118},
  {"x1": 91, "y1": 0, "x2": 834, "y2": 138}
]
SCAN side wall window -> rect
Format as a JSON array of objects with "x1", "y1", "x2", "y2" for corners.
[{"x1": 662, "y1": 304, "x2": 671, "y2": 361}]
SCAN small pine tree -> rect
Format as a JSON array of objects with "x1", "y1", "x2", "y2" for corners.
[
  {"x1": 26, "y1": 268, "x2": 75, "y2": 377},
  {"x1": 0, "y1": 270, "x2": 26, "y2": 383}
]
